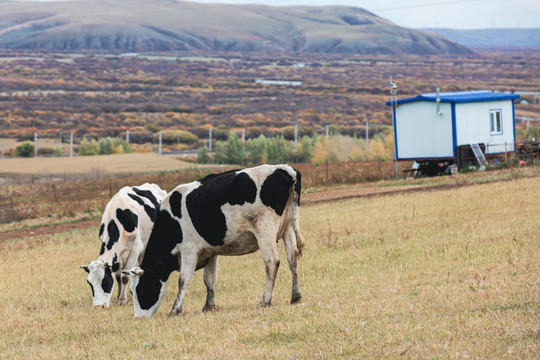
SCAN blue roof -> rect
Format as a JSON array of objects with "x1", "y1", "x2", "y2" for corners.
[{"x1": 386, "y1": 90, "x2": 519, "y2": 106}]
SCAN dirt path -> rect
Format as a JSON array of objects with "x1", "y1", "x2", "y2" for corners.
[{"x1": 0, "y1": 185, "x2": 420, "y2": 242}]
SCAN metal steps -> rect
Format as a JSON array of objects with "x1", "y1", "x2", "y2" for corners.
[{"x1": 470, "y1": 143, "x2": 487, "y2": 171}]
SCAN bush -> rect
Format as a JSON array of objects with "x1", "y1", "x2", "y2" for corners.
[
  {"x1": 197, "y1": 146, "x2": 210, "y2": 164},
  {"x1": 246, "y1": 135, "x2": 268, "y2": 164},
  {"x1": 79, "y1": 138, "x2": 100, "y2": 156},
  {"x1": 14, "y1": 141, "x2": 34, "y2": 157},
  {"x1": 99, "y1": 137, "x2": 130, "y2": 155},
  {"x1": 213, "y1": 133, "x2": 245, "y2": 165},
  {"x1": 154, "y1": 130, "x2": 199, "y2": 145}
]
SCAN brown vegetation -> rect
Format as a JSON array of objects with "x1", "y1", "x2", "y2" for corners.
[{"x1": 0, "y1": 49, "x2": 539, "y2": 157}]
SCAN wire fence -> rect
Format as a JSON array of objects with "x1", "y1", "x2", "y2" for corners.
[{"x1": 0, "y1": 160, "x2": 408, "y2": 223}]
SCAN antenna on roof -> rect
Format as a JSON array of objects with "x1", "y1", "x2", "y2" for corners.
[
  {"x1": 436, "y1": 87, "x2": 443, "y2": 116},
  {"x1": 389, "y1": 76, "x2": 398, "y2": 179}
]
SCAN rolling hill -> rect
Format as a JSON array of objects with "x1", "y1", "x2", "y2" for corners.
[
  {"x1": 423, "y1": 28, "x2": 540, "y2": 48},
  {"x1": 0, "y1": 0, "x2": 472, "y2": 55}
]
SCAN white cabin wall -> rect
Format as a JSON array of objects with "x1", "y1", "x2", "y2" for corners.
[
  {"x1": 395, "y1": 102, "x2": 453, "y2": 159},
  {"x1": 455, "y1": 100, "x2": 515, "y2": 153}
]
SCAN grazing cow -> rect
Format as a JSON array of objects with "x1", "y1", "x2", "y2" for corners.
[
  {"x1": 129, "y1": 164, "x2": 304, "y2": 318},
  {"x1": 80, "y1": 183, "x2": 167, "y2": 308}
]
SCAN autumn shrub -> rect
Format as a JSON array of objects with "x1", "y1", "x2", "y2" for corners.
[
  {"x1": 154, "y1": 129, "x2": 199, "y2": 145},
  {"x1": 79, "y1": 137, "x2": 100, "y2": 156},
  {"x1": 14, "y1": 141, "x2": 35, "y2": 157}
]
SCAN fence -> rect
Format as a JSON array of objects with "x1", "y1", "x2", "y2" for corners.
[{"x1": 0, "y1": 160, "x2": 408, "y2": 223}]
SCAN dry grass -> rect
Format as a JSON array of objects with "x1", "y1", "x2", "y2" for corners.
[
  {"x1": 0, "y1": 153, "x2": 210, "y2": 176},
  {"x1": 0, "y1": 177, "x2": 539, "y2": 359}
]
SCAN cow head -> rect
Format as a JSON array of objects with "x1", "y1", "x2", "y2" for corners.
[
  {"x1": 129, "y1": 266, "x2": 168, "y2": 318},
  {"x1": 80, "y1": 259, "x2": 119, "y2": 308}
]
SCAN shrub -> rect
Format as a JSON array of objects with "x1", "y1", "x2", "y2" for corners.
[
  {"x1": 197, "y1": 146, "x2": 210, "y2": 164},
  {"x1": 14, "y1": 141, "x2": 34, "y2": 157},
  {"x1": 79, "y1": 138, "x2": 100, "y2": 156},
  {"x1": 154, "y1": 130, "x2": 199, "y2": 145}
]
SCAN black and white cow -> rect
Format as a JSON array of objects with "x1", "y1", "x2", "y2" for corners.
[
  {"x1": 128, "y1": 164, "x2": 305, "y2": 318},
  {"x1": 80, "y1": 183, "x2": 167, "y2": 308}
]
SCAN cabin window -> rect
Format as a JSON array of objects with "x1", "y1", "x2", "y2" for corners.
[{"x1": 490, "y1": 109, "x2": 502, "y2": 135}]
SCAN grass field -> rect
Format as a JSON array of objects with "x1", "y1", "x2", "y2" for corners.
[
  {"x1": 0, "y1": 153, "x2": 209, "y2": 176},
  {"x1": 0, "y1": 177, "x2": 538, "y2": 359}
]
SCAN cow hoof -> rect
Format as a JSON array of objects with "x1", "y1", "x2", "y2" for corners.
[
  {"x1": 116, "y1": 300, "x2": 127, "y2": 306},
  {"x1": 202, "y1": 304, "x2": 216, "y2": 313},
  {"x1": 291, "y1": 296, "x2": 302, "y2": 305},
  {"x1": 168, "y1": 309, "x2": 181, "y2": 318},
  {"x1": 258, "y1": 301, "x2": 272, "y2": 308}
]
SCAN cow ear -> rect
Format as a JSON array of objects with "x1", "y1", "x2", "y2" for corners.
[
  {"x1": 80, "y1": 265, "x2": 90, "y2": 273},
  {"x1": 111, "y1": 262, "x2": 120, "y2": 273}
]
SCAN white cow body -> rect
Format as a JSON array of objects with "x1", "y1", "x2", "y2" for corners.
[{"x1": 81, "y1": 183, "x2": 167, "y2": 308}]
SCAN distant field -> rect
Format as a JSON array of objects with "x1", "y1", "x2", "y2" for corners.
[
  {"x1": 0, "y1": 177, "x2": 538, "y2": 358},
  {"x1": 0, "y1": 153, "x2": 209, "y2": 176}
]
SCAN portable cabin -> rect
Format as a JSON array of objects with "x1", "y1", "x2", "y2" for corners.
[{"x1": 386, "y1": 90, "x2": 519, "y2": 172}]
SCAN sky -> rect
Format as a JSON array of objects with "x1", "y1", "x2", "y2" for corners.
[{"x1": 187, "y1": 0, "x2": 540, "y2": 29}]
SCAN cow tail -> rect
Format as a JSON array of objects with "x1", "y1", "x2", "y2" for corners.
[{"x1": 292, "y1": 168, "x2": 305, "y2": 257}]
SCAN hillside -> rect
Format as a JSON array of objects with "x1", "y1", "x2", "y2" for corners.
[
  {"x1": 0, "y1": 0, "x2": 472, "y2": 55},
  {"x1": 423, "y1": 28, "x2": 540, "y2": 48}
]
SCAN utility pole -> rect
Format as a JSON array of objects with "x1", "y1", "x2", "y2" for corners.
[
  {"x1": 389, "y1": 76, "x2": 398, "y2": 179},
  {"x1": 208, "y1": 127, "x2": 212, "y2": 152},
  {"x1": 34, "y1": 132, "x2": 38, "y2": 158},
  {"x1": 365, "y1": 122, "x2": 369, "y2": 145},
  {"x1": 69, "y1": 133, "x2": 74, "y2": 157},
  {"x1": 242, "y1": 128, "x2": 246, "y2": 156},
  {"x1": 294, "y1": 124, "x2": 298, "y2": 149},
  {"x1": 158, "y1": 131, "x2": 162, "y2": 155},
  {"x1": 126, "y1": 130, "x2": 130, "y2": 144}
]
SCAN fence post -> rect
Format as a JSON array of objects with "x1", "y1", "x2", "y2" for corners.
[
  {"x1": 10, "y1": 197, "x2": 15, "y2": 221},
  {"x1": 34, "y1": 132, "x2": 38, "y2": 158},
  {"x1": 325, "y1": 160, "x2": 329, "y2": 181},
  {"x1": 52, "y1": 184, "x2": 58, "y2": 202}
]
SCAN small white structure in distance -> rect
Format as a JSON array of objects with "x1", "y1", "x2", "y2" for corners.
[
  {"x1": 255, "y1": 79, "x2": 302, "y2": 86},
  {"x1": 386, "y1": 90, "x2": 519, "y2": 168}
]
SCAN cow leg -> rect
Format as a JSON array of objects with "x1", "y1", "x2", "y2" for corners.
[
  {"x1": 117, "y1": 273, "x2": 130, "y2": 305},
  {"x1": 202, "y1": 256, "x2": 218, "y2": 312},
  {"x1": 283, "y1": 225, "x2": 302, "y2": 304},
  {"x1": 169, "y1": 250, "x2": 198, "y2": 317},
  {"x1": 117, "y1": 250, "x2": 139, "y2": 305},
  {"x1": 257, "y1": 233, "x2": 280, "y2": 307},
  {"x1": 114, "y1": 272, "x2": 125, "y2": 305}
]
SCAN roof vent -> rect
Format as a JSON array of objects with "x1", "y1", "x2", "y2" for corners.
[{"x1": 436, "y1": 88, "x2": 443, "y2": 116}]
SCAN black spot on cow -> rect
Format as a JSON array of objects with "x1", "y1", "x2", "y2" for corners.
[
  {"x1": 186, "y1": 171, "x2": 257, "y2": 246},
  {"x1": 87, "y1": 280, "x2": 95, "y2": 298},
  {"x1": 136, "y1": 271, "x2": 165, "y2": 311},
  {"x1": 106, "y1": 220, "x2": 119, "y2": 250},
  {"x1": 99, "y1": 242, "x2": 105, "y2": 256},
  {"x1": 101, "y1": 267, "x2": 114, "y2": 294},
  {"x1": 99, "y1": 223, "x2": 105, "y2": 238},
  {"x1": 260, "y1": 169, "x2": 294, "y2": 216},
  {"x1": 116, "y1": 208, "x2": 138, "y2": 233},
  {"x1": 132, "y1": 187, "x2": 160, "y2": 209},
  {"x1": 111, "y1": 254, "x2": 120, "y2": 273},
  {"x1": 137, "y1": 209, "x2": 183, "y2": 310},
  {"x1": 169, "y1": 191, "x2": 182, "y2": 219},
  {"x1": 128, "y1": 193, "x2": 157, "y2": 221},
  {"x1": 293, "y1": 168, "x2": 301, "y2": 206}
]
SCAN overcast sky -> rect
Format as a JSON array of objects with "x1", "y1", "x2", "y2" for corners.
[{"x1": 187, "y1": 0, "x2": 540, "y2": 29}]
